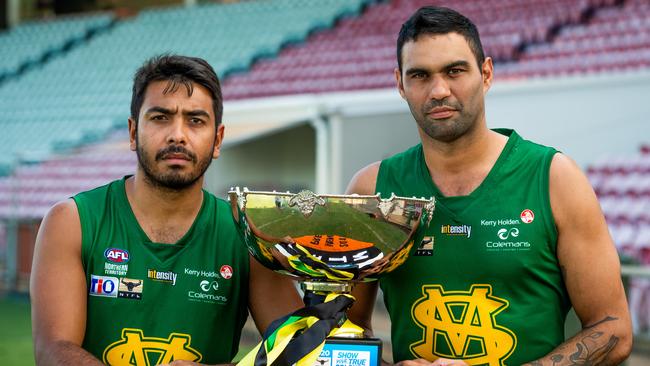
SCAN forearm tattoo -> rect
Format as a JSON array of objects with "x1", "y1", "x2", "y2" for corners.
[{"x1": 527, "y1": 316, "x2": 620, "y2": 366}]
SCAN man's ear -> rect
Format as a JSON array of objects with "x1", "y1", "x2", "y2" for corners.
[
  {"x1": 482, "y1": 57, "x2": 494, "y2": 93},
  {"x1": 128, "y1": 118, "x2": 137, "y2": 151},
  {"x1": 395, "y1": 68, "x2": 406, "y2": 100},
  {"x1": 212, "y1": 123, "x2": 225, "y2": 159}
]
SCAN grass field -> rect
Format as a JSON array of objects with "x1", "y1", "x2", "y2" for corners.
[
  {"x1": 248, "y1": 201, "x2": 409, "y2": 252},
  {"x1": 0, "y1": 296, "x2": 34, "y2": 366}
]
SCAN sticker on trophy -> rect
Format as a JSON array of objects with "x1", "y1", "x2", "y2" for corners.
[
  {"x1": 333, "y1": 350, "x2": 371, "y2": 366},
  {"x1": 292, "y1": 235, "x2": 384, "y2": 268}
]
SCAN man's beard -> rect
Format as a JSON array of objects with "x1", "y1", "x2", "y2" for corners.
[
  {"x1": 410, "y1": 98, "x2": 476, "y2": 143},
  {"x1": 136, "y1": 138, "x2": 213, "y2": 190}
]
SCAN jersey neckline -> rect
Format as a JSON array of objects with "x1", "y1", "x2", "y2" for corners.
[
  {"x1": 416, "y1": 129, "x2": 520, "y2": 216},
  {"x1": 115, "y1": 176, "x2": 211, "y2": 265}
]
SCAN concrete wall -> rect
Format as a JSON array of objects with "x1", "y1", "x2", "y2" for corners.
[
  {"x1": 205, "y1": 122, "x2": 316, "y2": 198},
  {"x1": 334, "y1": 71, "x2": 650, "y2": 192}
]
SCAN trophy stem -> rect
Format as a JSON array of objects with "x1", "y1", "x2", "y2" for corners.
[{"x1": 301, "y1": 281, "x2": 353, "y2": 295}]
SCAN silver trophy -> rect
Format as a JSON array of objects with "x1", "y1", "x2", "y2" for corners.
[{"x1": 229, "y1": 188, "x2": 435, "y2": 366}]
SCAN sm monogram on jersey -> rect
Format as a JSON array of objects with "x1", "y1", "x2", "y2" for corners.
[
  {"x1": 410, "y1": 285, "x2": 516, "y2": 366},
  {"x1": 103, "y1": 328, "x2": 201, "y2": 365}
]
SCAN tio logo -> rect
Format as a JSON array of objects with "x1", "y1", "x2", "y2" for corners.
[{"x1": 90, "y1": 275, "x2": 119, "y2": 297}]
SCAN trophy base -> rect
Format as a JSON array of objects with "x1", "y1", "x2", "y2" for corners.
[{"x1": 315, "y1": 337, "x2": 382, "y2": 366}]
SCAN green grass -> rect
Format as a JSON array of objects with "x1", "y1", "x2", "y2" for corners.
[
  {"x1": 248, "y1": 201, "x2": 410, "y2": 252},
  {"x1": 0, "y1": 296, "x2": 34, "y2": 366}
]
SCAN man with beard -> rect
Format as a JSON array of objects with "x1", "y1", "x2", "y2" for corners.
[
  {"x1": 345, "y1": 6, "x2": 632, "y2": 366},
  {"x1": 30, "y1": 55, "x2": 302, "y2": 366}
]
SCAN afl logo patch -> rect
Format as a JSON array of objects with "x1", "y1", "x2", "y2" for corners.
[
  {"x1": 520, "y1": 209, "x2": 535, "y2": 224},
  {"x1": 104, "y1": 248, "x2": 130, "y2": 263},
  {"x1": 220, "y1": 265, "x2": 233, "y2": 279}
]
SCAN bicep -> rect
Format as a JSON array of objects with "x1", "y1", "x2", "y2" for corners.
[
  {"x1": 248, "y1": 255, "x2": 303, "y2": 334},
  {"x1": 550, "y1": 154, "x2": 629, "y2": 327},
  {"x1": 30, "y1": 200, "x2": 87, "y2": 349}
]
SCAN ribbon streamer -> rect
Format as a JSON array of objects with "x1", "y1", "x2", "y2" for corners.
[{"x1": 237, "y1": 293, "x2": 363, "y2": 366}]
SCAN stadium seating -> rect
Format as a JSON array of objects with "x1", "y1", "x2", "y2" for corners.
[
  {"x1": 223, "y1": 0, "x2": 620, "y2": 100},
  {"x1": 0, "y1": 0, "x2": 369, "y2": 175},
  {"x1": 498, "y1": 0, "x2": 650, "y2": 78},
  {"x1": 0, "y1": 12, "x2": 113, "y2": 77},
  {"x1": 0, "y1": 130, "x2": 135, "y2": 220},
  {"x1": 588, "y1": 145, "x2": 650, "y2": 333}
]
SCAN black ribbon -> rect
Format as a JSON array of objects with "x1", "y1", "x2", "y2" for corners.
[{"x1": 254, "y1": 294, "x2": 355, "y2": 366}]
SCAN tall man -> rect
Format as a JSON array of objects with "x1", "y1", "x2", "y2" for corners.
[
  {"x1": 346, "y1": 7, "x2": 632, "y2": 366},
  {"x1": 30, "y1": 55, "x2": 303, "y2": 366}
]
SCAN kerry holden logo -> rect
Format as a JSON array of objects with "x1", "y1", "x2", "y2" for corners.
[{"x1": 440, "y1": 224, "x2": 472, "y2": 238}]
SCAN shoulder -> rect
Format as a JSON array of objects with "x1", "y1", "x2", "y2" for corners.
[
  {"x1": 548, "y1": 153, "x2": 599, "y2": 225},
  {"x1": 346, "y1": 161, "x2": 381, "y2": 195},
  {"x1": 46, "y1": 199, "x2": 81, "y2": 225},
  {"x1": 37, "y1": 199, "x2": 82, "y2": 253}
]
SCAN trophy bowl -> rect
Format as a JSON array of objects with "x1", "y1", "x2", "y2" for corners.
[
  {"x1": 228, "y1": 188, "x2": 435, "y2": 366},
  {"x1": 229, "y1": 187, "x2": 435, "y2": 284}
]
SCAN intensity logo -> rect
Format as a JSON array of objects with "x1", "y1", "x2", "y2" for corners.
[
  {"x1": 103, "y1": 328, "x2": 201, "y2": 366},
  {"x1": 440, "y1": 225, "x2": 472, "y2": 238},
  {"x1": 410, "y1": 285, "x2": 516, "y2": 366},
  {"x1": 147, "y1": 269, "x2": 177, "y2": 285}
]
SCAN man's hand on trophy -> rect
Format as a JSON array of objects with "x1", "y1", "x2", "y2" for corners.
[{"x1": 394, "y1": 358, "x2": 468, "y2": 366}]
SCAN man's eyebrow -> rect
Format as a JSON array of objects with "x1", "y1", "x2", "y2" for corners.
[
  {"x1": 444, "y1": 60, "x2": 471, "y2": 70},
  {"x1": 404, "y1": 67, "x2": 429, "y2": 76},
  {"x1": 184, "y1": 110, "x2": 210, "y2": 118},
  {"x1": 405, "y1": 61, "x2": 472, "y2": 76},
  {"x1": 144, "y1": 106, "x2": 175, "y2": 115}
]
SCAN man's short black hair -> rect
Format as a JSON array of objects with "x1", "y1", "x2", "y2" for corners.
[
  {"x1": 397, "y1": 6, "x2": 485, "y2": 71},
  {"x1": 131, "y1": 54, "x2": 223, "y2": 126}
]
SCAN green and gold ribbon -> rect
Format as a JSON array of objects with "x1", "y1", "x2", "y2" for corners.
[{"x1": 237, "y1": 293, "x2": 363, "y2": 366}]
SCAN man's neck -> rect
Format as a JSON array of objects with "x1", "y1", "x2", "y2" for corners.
[
  {"x1": 420, "y1": 125, "x2": 508, "y2": 197},
  {"x1": 124, "y1": 172, "x2": 205, "y2": 243}
]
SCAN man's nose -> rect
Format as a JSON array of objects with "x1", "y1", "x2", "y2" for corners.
[
  {"x1": 167, "y1": 117, "x2": 187, "y2": 145},
  {"x1": 428, "y1": 75, "x2": 451, "y2": 100}
]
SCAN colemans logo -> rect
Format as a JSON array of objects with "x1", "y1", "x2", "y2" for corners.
[
  {"x1": 410, "y1": 285, "x2": 516, "y2": 366},
  {"x1": 104, "y1": 248, "x2": 130, "y2": 263},
  {"x1": 103, "y1": 328, "x2": 201, "y2": 365}
]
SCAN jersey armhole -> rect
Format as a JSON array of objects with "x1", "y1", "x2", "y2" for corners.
[
  {"x1": 540, "y1": 150, "x2": 559, "y2": 253},
  {"x1": 72, "y1": 196, "x2": 93, "y2": 271}
]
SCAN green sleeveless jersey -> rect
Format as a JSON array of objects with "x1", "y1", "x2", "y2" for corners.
[
  {"x1": 376, "y1": 129, "x2": 570, "y2": 366},
  {"x1": 73, "y1": 177, "x2": 250, "y2": 365}
]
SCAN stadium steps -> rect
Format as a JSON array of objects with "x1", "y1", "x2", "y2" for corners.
[
  {"x1": 0, "y1": 0, "x2": 370, "y2": 176},
  {"x1": 0, "y1": 13, "x2": 116, "y2": 86}
]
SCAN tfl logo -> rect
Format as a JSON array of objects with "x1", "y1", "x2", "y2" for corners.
[
  {"x1": 90, "y1": 275, "x2": 119, "y2": 297},
  {"x1": 104, "y1": 248, "x2": 130, "y2": 263}
]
